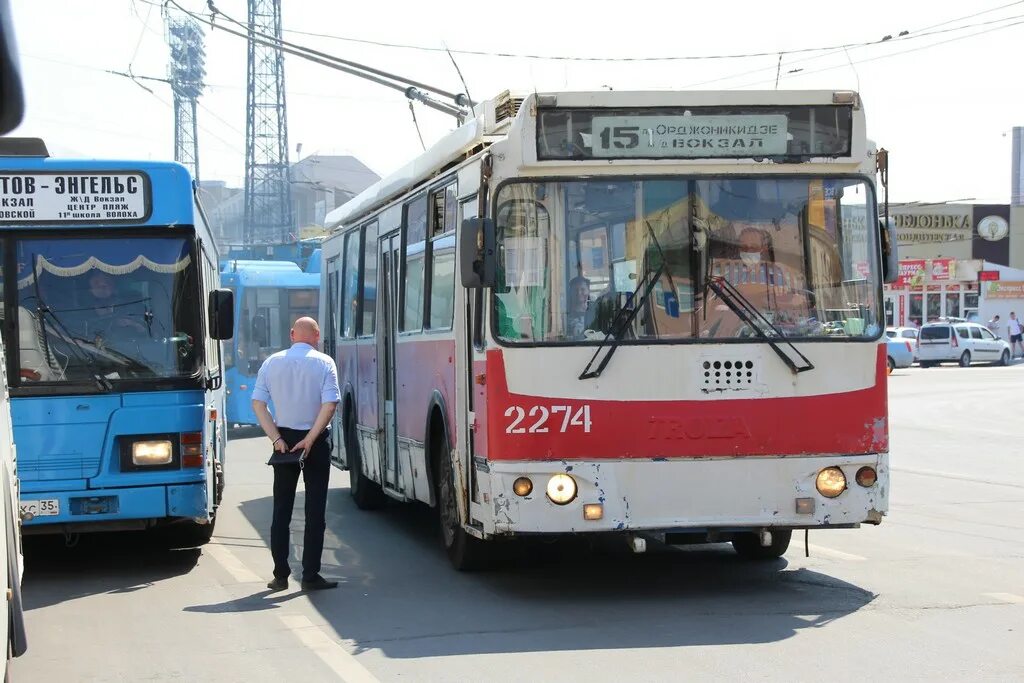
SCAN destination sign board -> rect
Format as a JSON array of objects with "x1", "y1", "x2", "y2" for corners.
[
  {"x1": 0, "y1": 172, "x2": 150, "y2": 224},
  {"x1": 590, "y1": 114, "x2": 789, "y2": 158}
]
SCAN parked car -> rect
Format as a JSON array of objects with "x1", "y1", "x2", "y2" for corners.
[
  {"x1": 916, "y1": 321, "x2": 1012, "y2": 367},
  {"x1": 886, "y1": 326, "x2": 919, "y2": 360},
  {"x1": 886, "y1": 326, "x2": 918, "y2": 341},
  {"x1": 885, "y1": 337, "x2": 915, "y2": 373}
]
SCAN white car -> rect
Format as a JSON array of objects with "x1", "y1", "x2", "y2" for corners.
[
  {"x1": 917, "y1": 321, "x2": 1012, "y2": 367},
  {"x1": 886, "y1": 326, "x2": 919, "y2": 360}
]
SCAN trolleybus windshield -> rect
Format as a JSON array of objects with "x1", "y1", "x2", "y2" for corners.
[{"x1": 493, "y1": 176, "x2": 879, "y2": 345}]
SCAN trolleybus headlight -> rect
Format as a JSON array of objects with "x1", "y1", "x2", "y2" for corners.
[
  {"x1": 132, "y1": 440, "x2": 173, "y2": 466},
  {"x1": 815, "y1": 467, "x2": 847, "y2": 498},
  {"x1": 855, "y1": 466, "x2": 877, "y2": 487},
  {"x1": 513, "y1": 477, "x2": 533, "y2": 497},
  {"x1": 546, "y1": 474, "x2": 577, "y2": 505}
]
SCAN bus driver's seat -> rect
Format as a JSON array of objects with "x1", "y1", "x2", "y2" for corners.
[{"x1": 17, "y1": 306, "x2": 60, "y2": 382}]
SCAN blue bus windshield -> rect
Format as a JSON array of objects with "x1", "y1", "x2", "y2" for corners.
[{"x1": 13, "y1": 234, "x2": 202, "y2": 387}]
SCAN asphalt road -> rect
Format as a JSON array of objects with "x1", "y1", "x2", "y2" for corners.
[{"x1": 10, "y1": 362, "x2": 1024, "y2": 682}]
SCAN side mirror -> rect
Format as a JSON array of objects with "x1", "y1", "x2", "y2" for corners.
[
  {"x1": 880, "y1": 218, "x2": 899, "y2": 284},
  {"x1": 459, "y1": 217, "x2": 496, "y2": 288},
  {"x1": 208, "y1": 289, "x2": 234, "y2": 341}
]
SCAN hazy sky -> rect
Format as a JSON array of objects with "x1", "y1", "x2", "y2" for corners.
[{"x1": 11, "y1": 0, "x2": 1024, "y2": 203}]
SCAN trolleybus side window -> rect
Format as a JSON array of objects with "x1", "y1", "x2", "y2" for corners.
[
  {"x1": 402, "y1": 195, "x2": 428, "y2": 332},
  {"x1": 342, "y1": 230, "x2": 361, "y2": 338},
  {"x1": 361, "y1": 221, "x2": 378, "y2": 336},
  {"x1": 427, "y1": 183, "x2": 457, "y2": 330}
]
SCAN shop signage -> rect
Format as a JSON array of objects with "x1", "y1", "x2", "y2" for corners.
[
  {"x1": 897, "y1": 259, "x2": 926, "y2": 286},
  {"x1": 978, "y1": 270, "x2": 1000, "y2": 281},
  {"x1": 930, "y1": 258, "x2": 955, "y2": 281},
  {"x1": 985, "y1": 281, "x2": 1024, "y2": 300}
]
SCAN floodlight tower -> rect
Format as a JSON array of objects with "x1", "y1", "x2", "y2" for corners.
[{"x1": 166, "y1": 16, "x2": 206, "y2": 181}]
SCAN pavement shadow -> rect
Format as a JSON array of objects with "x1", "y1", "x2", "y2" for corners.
[
  {"x1": 22, "y1": 531, "x2": 201, "y2": 610},
  {"x1": 237, "y1": 485, "x2": 878, "y2": 658},
  {"x1": 227, "y1": 425, "x2": 265, "y2": 441}
]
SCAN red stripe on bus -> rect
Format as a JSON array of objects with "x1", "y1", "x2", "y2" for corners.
[{"x1": 483, "y1": 346, "x2": 888, "y2": 460}]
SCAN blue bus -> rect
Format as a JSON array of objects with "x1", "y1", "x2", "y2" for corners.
[
  {"x1": 220, "y1": 260, "x2": 319, "y2": 427},
  {"x1": 0, "y1": 139, "x2": 233, "y2": 542}
]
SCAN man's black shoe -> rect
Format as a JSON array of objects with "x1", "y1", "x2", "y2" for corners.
[
  {"x1": 267, "y1": 577, "x2": 288, "y2": 592},
  {"x1": 300, "y1": 575, "x2": 338, "y2": 591}
]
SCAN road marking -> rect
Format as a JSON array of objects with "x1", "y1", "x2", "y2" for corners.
[
  {"x1": 279, "y1": 614, "x2": 380, "y2": 683},
  {"x1": 203, "y1": 542, "x2": 264, "y2": 584},
  {"x1": 807, "y1": 544, "x2": 867, "y2": 561},
  {"x1": 983, "y1": 592, "x2": 1024, "y2": 605}
]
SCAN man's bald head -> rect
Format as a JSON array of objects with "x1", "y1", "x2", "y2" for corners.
[{"x1": 291, "y1": 317, "x2": 320, "y2": 345}]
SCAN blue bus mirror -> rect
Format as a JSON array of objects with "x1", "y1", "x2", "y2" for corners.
[
  {"x1": 209, "y1": 288, "x2": 234, "y2": 340},
  {"x1": 460, "y1": 217, "x2": 495, "y2": 289}
]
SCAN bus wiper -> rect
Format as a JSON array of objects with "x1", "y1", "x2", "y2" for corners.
[
  {"x1": 578, "y1": 264, "x2": 663, "y2": 380},
  {"x1": 579, "y1": 226, "x2": 671, "y2": 381},
  {"x1": 705, "y1": 275, "x2": 814, "y2": 374},
  {"x1": 30, "y1": 265, "x2": 113, "y2": 390}
]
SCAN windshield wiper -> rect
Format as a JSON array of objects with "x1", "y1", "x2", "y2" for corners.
[
  {"x1": 579, "y1": 223, "x2": 670, "y2": 380},
  {"x1": 30, "y1": 261, "x2": 113, "y2": 391},
  {"x1": 705, "y1": 275, "x2": 814, "y2": 374}
]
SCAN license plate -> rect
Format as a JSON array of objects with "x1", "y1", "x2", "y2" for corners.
[{"x1": 20, "y1": 498, "x2": 60, "y2": 518}]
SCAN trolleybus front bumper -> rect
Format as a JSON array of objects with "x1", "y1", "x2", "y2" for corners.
[{"x1": 487, "y1": 453, "x2": 888, "y2": 535}]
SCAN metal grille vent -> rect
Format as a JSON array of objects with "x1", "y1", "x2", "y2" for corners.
[
  {"x1": 494, "y1": 90, "x2": 524, "y2": 124},
  {"x1": 702, "y1": 359, "x2": 756, "y2": 390}
]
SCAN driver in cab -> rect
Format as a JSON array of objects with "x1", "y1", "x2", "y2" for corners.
[{"x1": 80, "y1": 271, "x2": 148, "y2": 342}]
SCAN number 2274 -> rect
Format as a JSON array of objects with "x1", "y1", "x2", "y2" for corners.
[{"x1": 504, "y1": 405, "x2": 592, "y2": 434}]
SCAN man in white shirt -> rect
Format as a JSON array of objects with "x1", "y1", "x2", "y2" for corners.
[
  {"x1": 252, "y1": 317, "x2": 340, "y2": 592},
  {"x1": 1008, "y1": 312, "x2": 1023, "y2": 359}
]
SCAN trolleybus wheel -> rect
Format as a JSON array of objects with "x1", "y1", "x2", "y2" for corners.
[
  {"x1": 347, "y1": 409, "x2": 385, "y2": 511},
  {"x1": 732, "y1": 530, "x2": 792, "y2": 560},
  {"x1": 436, "y1": 439, "x2": 488, "y2": 571},
  {"x1": 886, "y1": 357, "x2": 895, "y2": 375},
  {"x1": 958, "y1": 351, "x2": 971, "y2": 367}
]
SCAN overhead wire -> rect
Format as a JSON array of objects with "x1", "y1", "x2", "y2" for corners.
[
  {"x1": 733, "y1": 16, "x2": 1024, "y2": 89},
  {"x1": 273, "y1": 1, "x2": 1024, "y2": 62}
]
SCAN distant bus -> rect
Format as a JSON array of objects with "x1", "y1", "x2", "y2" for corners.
[
  {"x1": 220, "y1": 260, "x2": 320, "y2": 426},
  {"x1": 320, "y1": 90, "x2": 897, "y2": 569},
  {"x1": 0, "y1": 139, "x2": 234, "y2": 543}
]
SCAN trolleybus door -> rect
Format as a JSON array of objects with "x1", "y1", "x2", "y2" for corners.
[
  {"x1": 378, "y1": 233, "x2": 402, "y2": 492},
  {"x1": 325, "y1": 256, "x2": 344, "y2": 466}
]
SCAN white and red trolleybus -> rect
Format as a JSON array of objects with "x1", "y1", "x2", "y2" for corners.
[{"x1": 320, "y1": 90, "x2": 898, "y2": 569}]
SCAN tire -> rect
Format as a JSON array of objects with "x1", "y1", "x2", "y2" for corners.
[
  {"x1": 346, "y1": 409, "x2": 385, "y2": 511},
  {"x1": 436, "y1": 438, "x2": 488, "y2": 571},
  {"x1": 999, "y1": 349, "x2": 1011, "y2": 367},
  {"x1": 886, "y1": 357, "x2": 895, "y2": 375},
  {"x1": 732, "y1": 530, "x2": 792, "y2": 560},
  {"x1": 168, "y1": 514, "x2": 215, "y2": 547},
  {"x1": 958, "y1": 351, "x2": 971, "y2": 367}
]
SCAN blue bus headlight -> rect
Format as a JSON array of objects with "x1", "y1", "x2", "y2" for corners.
[{"x1": 132, "y1": 440, "x2": 174, "y2": 466}]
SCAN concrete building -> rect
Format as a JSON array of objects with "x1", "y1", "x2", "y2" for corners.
[{"x1": 199, "y1": 154, "x2": 379, "y2": 251}]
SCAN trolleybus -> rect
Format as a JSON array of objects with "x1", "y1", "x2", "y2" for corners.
[{"x1": 320, "y1": 90, "x2": 897, "y2": 568}]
